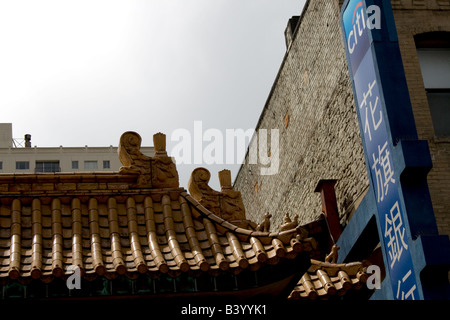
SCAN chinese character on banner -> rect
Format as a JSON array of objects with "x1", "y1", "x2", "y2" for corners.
[
  {"x1": 360, "y1": 80, "x2": 382, "y2": 141},
  {"x1": 396, "y1": 269, "x2": 417, "y2": 300},
  {"x1": 372, "y1": 141, "x2": 396, "y2": 202},
  {"x1": 385, "y1": 201, "x2": 408, "y2": 269}
]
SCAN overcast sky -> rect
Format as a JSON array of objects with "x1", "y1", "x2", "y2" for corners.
[{"x1": 0, "y1": 0, "x2": 306, "y2": 189}]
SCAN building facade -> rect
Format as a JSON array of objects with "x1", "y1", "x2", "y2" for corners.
[
  {"x1": 0, "y1": 124, "x2": 154, "y2": 174},
  {"x1": 234, "y1": 0, "x2": 450, "y2": 299}
]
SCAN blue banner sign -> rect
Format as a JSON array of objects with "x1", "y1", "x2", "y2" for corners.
[{"x1": 341, "y1": 0, "x2": 419, "y2": 299}]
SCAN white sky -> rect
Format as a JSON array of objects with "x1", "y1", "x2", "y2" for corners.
[{"x1": 0, "y1": 0, "x2": 306, "y2": 189}]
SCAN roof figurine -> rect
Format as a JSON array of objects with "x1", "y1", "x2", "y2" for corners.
[
  {"x1": 255, "y1": 213, "x2": 272, "y2": 232},
  {"x1": 324, "y1": 244, "x2": 340, "y2": 264},
  {"x1": 188, "y1": 167, "x2": 252, "y2": 230},
  {"x1": 118, "y1": 131, "x2": 179, "y2": 188},
  {"x1": 151, "y1": 132, "x2": 179, "y2": 188},
  {"x1": 280, "y1": 213, "x2": 299, "y2": 231},
  {"x1": 118, "y1": 131, "x2": 152, "y2": 187}
]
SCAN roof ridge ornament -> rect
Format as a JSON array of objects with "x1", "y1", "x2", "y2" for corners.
[
  {"x1": 188, "y1": 167, "x2": 255, "y2": 230},
  {"x1": 151, "y1": 132, "x2": 179, "y2": 188},
  {"x1": 280, "y1": 212, "x2": 299, "y2": 231},
  {"x1": 255, "y1": 213, "x2": 272, "y2": 232},
  {"x1": 153, "y1": 132, "x2": 168, "y2": 157},
  {"x1": 188, "y1": 167, "x2": 220, "y2": 214},
  {"x1": 324, "y1": 244, "x2": 340, "y2": 264},
  {"x1": 217, "y1": 169, "x2": 246, "y2": 222},
  {"x1": 118, "y1": 131, "x2": 179, "y2": 188},
  {"x1": 118, "y1": 131, "x2": 152, "y2": 187}
]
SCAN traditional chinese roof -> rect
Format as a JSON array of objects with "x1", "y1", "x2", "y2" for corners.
[
  {"x1": 289, "y1": 258, "x2": 370, "y2": 300},
  {"x1": 0, "y1": 191, "x2": 310, "y2": 278},
  {"x1": 0, "y1": 132, "x2": 313, "y2": 300}
]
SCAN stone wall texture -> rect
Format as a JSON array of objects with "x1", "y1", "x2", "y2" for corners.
[
  {"x1": 234, "y1": 0, "x2": 368, "y2": 231},
  {"x1": 234, "y1": 0, "x2": 450, "y2": 237}
]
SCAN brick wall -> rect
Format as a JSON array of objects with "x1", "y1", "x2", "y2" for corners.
[
  {"x1": 234, "y1": 0, "x2": 450, "y2": 237},
  {"x1": 234, "y1": 0, "x2": 369, "y2": 230},
  {"x1": 393, "y1": 6, "x2": 450, "y2": 236}
]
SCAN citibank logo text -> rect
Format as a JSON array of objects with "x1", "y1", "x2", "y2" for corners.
[{"x1": 347, "y1": 3, "x2": 381, "y2": 54}]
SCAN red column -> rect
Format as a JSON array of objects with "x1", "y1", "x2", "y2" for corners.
[{"x1": 315, "y1": 180, "x2": 342, "y2": 243}]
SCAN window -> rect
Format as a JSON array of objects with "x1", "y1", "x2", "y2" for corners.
[
  {"x1": 72, "y1": 161, "x2": 79, "y2": 169},
  {"x1": 35, "y1": 161, "x2": 60, "y2": 173},
  {"x1": 84, "y1": 161, "x2": 98, "y2": 170},
  {"x1": 103, "y1": 160, "x2": 110, "y2": 169},
  {"x1": 425, "y1": 89, "x2": 450, "y2": 137},
  {"x1": 415, "y1": 32, "x2": 450, "y2": 137},
  {"x1": 16, "y1": 161, "x2": 29, "y2": 170},
  {"x1": 0, "y1": 161, "x2": 2, "y2": 170}
]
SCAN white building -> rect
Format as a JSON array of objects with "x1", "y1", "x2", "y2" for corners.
[{"x1": 0, "y1": 123, "x2": 154, "y2": 173}]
